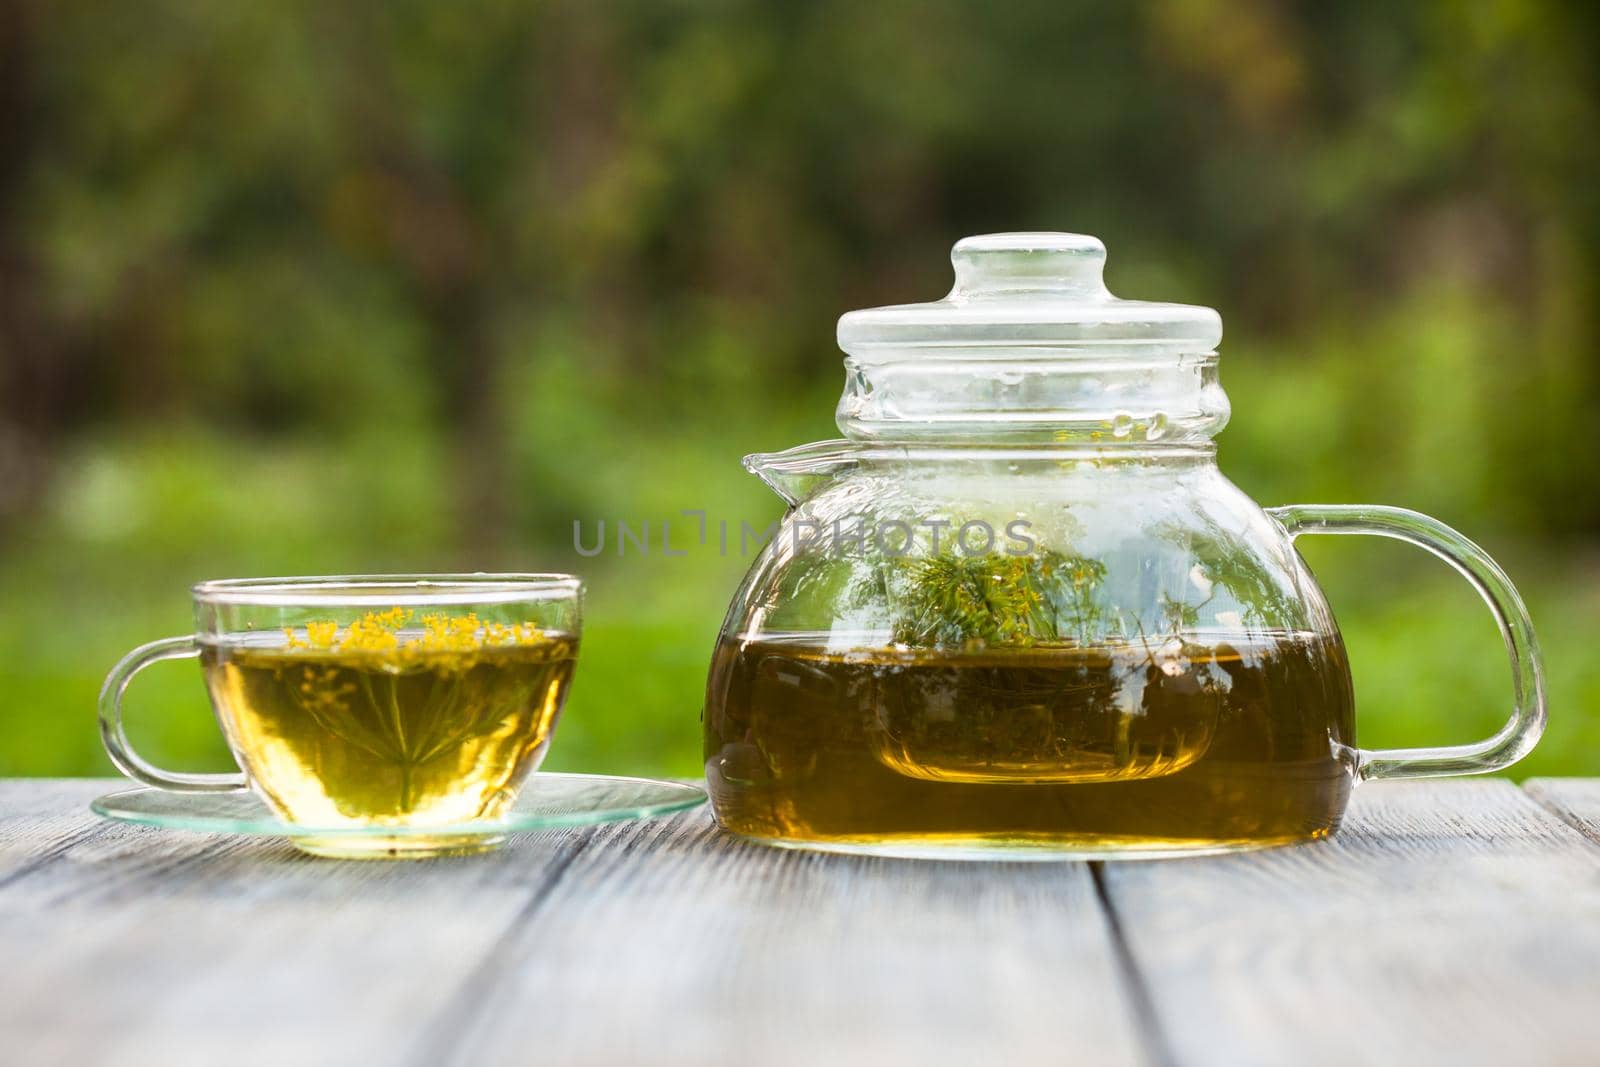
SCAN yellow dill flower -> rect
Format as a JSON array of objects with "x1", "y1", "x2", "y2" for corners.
[
  {"x1": 368, "y1": 606, "x2": 412, "y2": 630},
  {"x1": 340, "y1": 612, "x2": 403, "y2": 654},
  {"x1": 406, "y1": 611, "x2": 482, "y2": 653},
  {"x1": 281, "y1": 607, "x2": 543, "y2": 667},
  {"x1": 305, "y1": 621, "x2": 338, "y2": 648}
]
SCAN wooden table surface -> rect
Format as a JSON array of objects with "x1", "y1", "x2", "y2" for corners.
[{"x1": 3, "y1": 778, "x2": 1600, "y2": 1067}]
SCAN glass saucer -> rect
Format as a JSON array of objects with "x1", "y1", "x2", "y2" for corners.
[{"x1": 91, "y1": 773, "x2": 706, "y2": 859}]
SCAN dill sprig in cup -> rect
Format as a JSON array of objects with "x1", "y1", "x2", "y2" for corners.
[{"x1": 99, "y1": 575, "x2": 582, "y2": 857}]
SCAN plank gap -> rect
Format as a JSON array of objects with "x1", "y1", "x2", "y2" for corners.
[
  {"x1": 1522, "y1": 779, "x2": 1600, "y2": 851},
  {"x1": 1090, "y1": 861, "x2": 1178, "y2": 1067},
  {"x1": 1093, "y1": 781, "x2": 1600, "y2": 1065},
  {"x1": 407, "y1": 830, "x2": 597, "y2": 1067}
]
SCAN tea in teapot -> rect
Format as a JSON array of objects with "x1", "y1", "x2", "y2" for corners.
[{"x1": 703, "y1": 233, "x2": 1544, "y2": 858}]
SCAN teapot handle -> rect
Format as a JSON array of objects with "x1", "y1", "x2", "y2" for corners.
[{"x1": 1266, "y1": 504, "x2": 1546, "y2": 781}]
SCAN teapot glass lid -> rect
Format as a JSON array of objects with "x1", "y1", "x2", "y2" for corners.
[{"x1": 836, "y1": 233, "x2": 1222, "y2": 353}]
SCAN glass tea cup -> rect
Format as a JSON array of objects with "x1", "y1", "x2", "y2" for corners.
[{"x1": 99, "y1": 574, "x2": 583, "y2": 857}]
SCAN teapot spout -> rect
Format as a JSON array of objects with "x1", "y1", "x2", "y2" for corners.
[{"x1": 743, "y1": 439, "x2": 862, "y2": 508}]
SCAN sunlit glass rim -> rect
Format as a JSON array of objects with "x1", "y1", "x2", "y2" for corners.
[{"x1": 191, "y1": 574, "x2": 583, "y2": 608}]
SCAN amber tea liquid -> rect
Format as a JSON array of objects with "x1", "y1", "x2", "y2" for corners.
[
  {"x1": 705, "y1": 632, "x2": 1356, "y2": 855},
  {"x1": 203, "y1": 627, "x2": 577, "y2": 852}
]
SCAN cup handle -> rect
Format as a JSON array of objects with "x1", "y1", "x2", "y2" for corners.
[
  {"x1": 98, "y1": 636, "x2": 247, "y2": 792},
  {"x1": 1266, "y1": 505, "x2": 1546, "y2": 781}
]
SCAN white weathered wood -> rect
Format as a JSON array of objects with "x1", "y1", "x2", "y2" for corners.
[
  {"x1": 428, "y1": 811, "x2": 1146, "y2": 1067},
  {"x1": 0, "y1": 781, "x2": 1146, "y2": 1067},
  {"x1": 6, "y1": 779, "x2": 1600, "y2": 1067},
  {"x1": 1525, "y1": 777, "x2": 1600, "y2": 844},
  {"x1": 1098, "y1": 779, "x2": 1600, "y2": 1067},
  {"x1": 0, "y1": 780, "x2": 596, "y2": 1067},
  {"x1": 0, "y1": 777, "x2": 117, "y2": 884}
]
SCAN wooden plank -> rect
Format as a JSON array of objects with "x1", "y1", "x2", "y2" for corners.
[
  {"x1": 1525, "y1": 777, "x2": 1600, "y2": 843},
  {"x1": 0, "y1": 779, "x2": 595, "y2": 1067},
  {"x1": 18, "y1": 779, "x2": 1600, "y2": 1065},
  {"x1": 420, "y1": 810, "x2": 1148, "y2": 1067},
  {"x1": 0, "y1": 781, "x2": 1147, "y2": 1067},
  {"x1": 1097, "y1": 779, "x2": 1600, "y2": 1067},
  {"x1": 0, "y1": 778, "x2": 113, "y2": 887}
]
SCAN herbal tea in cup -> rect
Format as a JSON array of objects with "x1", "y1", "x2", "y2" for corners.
[{"x1": 99, "y1": 575, "x2": 582, "y2": 858}]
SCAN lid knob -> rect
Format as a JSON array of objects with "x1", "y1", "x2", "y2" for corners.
[{"x1": 950, "y1": 232, "x2": 1111, "y2": 302}]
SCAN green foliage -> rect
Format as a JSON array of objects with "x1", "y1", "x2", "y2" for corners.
[
  {"x1": 891, "y1": 553, "x2": 1060, "y2": 648},
  {"x1": 0, "y1": 1, "x2": 1596, "y2": 777}
]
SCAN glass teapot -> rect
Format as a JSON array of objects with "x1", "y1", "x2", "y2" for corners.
[{"x1": 704, "y1": 233, "x2": 1545, "y2": 859}]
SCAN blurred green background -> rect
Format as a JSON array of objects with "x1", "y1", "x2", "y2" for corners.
[{"x1": 0, "y1": 0, "x2": 1595, "y2": 780}]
